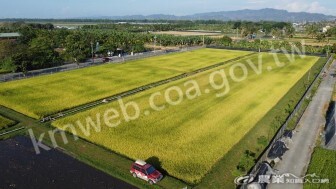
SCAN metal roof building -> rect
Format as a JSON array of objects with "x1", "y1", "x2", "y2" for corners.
[{"x1": 0, "y1": 33, "x2": 21, "y2": 39}]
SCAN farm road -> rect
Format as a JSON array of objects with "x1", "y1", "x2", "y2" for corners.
[{"x1": 268, "y1": 60, "x2": 336, "y2": 189}]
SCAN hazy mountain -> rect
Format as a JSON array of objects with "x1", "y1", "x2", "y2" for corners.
[{"x1": 107, "y1": 8, "x2": 336, "y2": 22}]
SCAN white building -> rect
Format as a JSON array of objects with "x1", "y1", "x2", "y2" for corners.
[{"x1": 323, "y1": 26, "x2": 331, "y2": 33}]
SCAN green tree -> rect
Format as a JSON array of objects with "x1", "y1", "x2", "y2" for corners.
[
  {"x1": 0, "y1": 40, "x2": 16, "y2": 59},
  {"x1": 29, "y1": 35, "x2": 61, "y2": 69},
  {"x1": 331, "y1": 43, "x2": 336, "y2": 53},
  {"x1": 237, "y1": 150, "x2": 256, "y2": 173},
  {"x1": 64, "y1": 32, "x2": 91, "y2": 64},
  {"x1": 284, "y1": 26, "x2": 295, "y2": 38},
  {"x1": 316, "y1": 33, "x2": 326, "y2": 42},
  {"x1": 306, "y1": 24, "x2": 319, "y2": 38},
  {"x1": 221, "y1": 36, "x2": 233, "y2": 46},
  {"x1": 11, "y1": 44, "x2": 31, "y2": 75},
  {"x1": 326, "y1": 27, "x2": 336, "y2": 37},
  {"x1": 0, "y1": 58, "x2": 17, "y2": 73},
  {"x1": 271, "y1": 28, "x2": 282, "y2": 39},
  {"x1": 240, "y1": 22, "x2": 257, "y2": 38}
]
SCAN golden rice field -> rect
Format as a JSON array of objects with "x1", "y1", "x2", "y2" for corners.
[
  {"x1": 0, "y1": 49, "x2": 250, "y2": 119},
  {"x1": 53, "y1": 53, "x2": 319, "y2": 183}
]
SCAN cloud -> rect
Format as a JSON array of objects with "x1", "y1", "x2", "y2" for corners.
[
  {"x1": 306, "y1": 2, "x2": 328, "y2": 13},
  {"x1": 247, "y1": 0, "x2": 266, "y2": 4},
  {"x1": 276, "y1": 1, "x2": 328, "y2": 14}
]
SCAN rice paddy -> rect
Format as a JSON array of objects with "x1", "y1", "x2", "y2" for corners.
[
  {"x1": 0, "y1": 49, "x2": 250, "y2": 119},
  {"x1": 52, "y1": 52, "x2": 319, "y2": 183}
]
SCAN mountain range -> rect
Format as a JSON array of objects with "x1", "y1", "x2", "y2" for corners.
[{"x1": 103, "y1": 8, "x2": 336, "y2": 22}]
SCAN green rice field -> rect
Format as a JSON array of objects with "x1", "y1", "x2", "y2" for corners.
[{"x1": 305, "y1": 148, "x2": 336, "y2": 189}]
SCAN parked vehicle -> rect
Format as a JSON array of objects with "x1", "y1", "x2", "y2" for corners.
[
  {"x1": 130, "y1": 160, "x2": 163, "y2": 184},
  {"x1": 102, "y1": 57, "x2": 110, "y2": 63}
]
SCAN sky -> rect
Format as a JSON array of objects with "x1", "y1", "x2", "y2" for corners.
[{"x1": 0, "y1": 0, "x2": 335, "y2": 18}]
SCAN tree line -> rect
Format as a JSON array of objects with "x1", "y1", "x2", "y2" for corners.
[
  {"x1": 0, "y1": 22, "x2": 214, "y2": 73},
  {"x1": 1, "y1": 21, "x2": 335, "y2": 74}
]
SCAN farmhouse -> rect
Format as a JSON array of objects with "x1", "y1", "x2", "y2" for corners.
[{"x1": 322, "y1": 26, "x2": 331, "y2": 33}]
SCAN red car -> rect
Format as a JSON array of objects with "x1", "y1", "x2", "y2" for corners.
[{"x1": 130, "y1": 160, "x2": 163, "y2": 184}]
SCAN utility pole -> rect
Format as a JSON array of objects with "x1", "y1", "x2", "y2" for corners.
[
  {"x1": 259, "y1": 39, "x2": 261, "y2": 53},
  {"x1": 203, "y1": 35, "x2": 205, "y2": 46},
  {"x1": 236, "y1": 28, "x2": 238, "y2": 39},
  {"x1": 306, "y1": 68, "x2": 312, "y2": 90},
  {"x1": 327, "y1": 38, "x2": 330, "y2": 57},
  {"x1": 154, "y1": 35, "x2": 157, "y2": 53},
  {"x1": 91, "y1": 41, "x2": 94, "y2": 64}
]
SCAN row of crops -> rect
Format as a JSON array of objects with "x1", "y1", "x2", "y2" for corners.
[
  {"x1": 53, "y1": 52, "x2": 319, "y2": 183},
  {"x1": 305, "y1": 148, "x2": 336, "y2": 189}
]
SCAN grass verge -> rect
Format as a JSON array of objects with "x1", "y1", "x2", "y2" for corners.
[{"x1": 0, "y1": 115, "x2": 16, "y2": 131}]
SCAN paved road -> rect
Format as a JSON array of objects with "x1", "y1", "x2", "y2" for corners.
[{"x1": 268, "y1": 61, "x2": 336, "y2": 189}]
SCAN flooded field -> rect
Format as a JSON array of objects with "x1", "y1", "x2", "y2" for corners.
[{"x1": 0, "y1": 136, "x2": 136, "y2": 189}]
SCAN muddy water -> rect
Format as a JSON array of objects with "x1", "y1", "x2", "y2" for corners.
[{"x1": 0, "y1": 136, "x2": 137, "y2": 189}]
